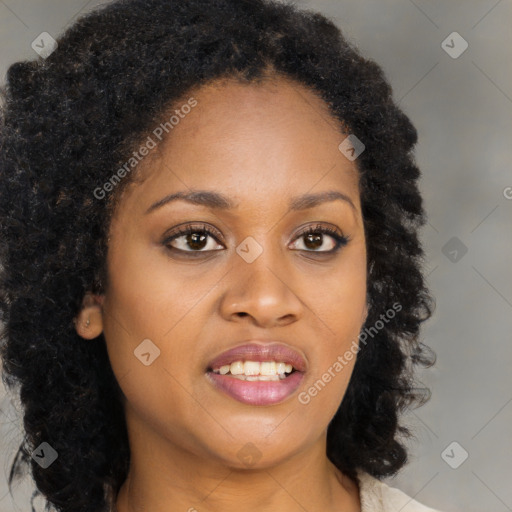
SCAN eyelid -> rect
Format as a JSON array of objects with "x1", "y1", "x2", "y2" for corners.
[{"x1": 163, "y1": 222, "x2": 223, "y2": 241}]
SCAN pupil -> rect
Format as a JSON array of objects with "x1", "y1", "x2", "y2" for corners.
[
  {"x1": 305, "y1": 233, "x2": 322, "y2": 250},
  {"x1": 188, "y1": 232, "x2": 207, "y2": 250}
]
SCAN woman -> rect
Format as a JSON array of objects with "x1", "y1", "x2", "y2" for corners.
[{"x1": 0, "y1": 0, "x2": 440, "y2": 511}]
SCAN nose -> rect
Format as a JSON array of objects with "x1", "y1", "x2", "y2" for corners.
[{"x1": 219, "y1": 245, "x2": 304, "y2": 328}]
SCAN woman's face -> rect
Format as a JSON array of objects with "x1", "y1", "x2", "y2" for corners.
[{"x1": 99, "y1": 77, "x2": 367, "y2": 469}]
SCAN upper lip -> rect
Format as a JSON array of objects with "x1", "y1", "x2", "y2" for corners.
[{"x1": 207, "y1": 341, "x2": 307, "y2": 373}]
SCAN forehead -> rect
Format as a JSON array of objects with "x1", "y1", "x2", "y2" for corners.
[
  {"x1": 173, "y1": 75, "x2": 346, "y2": 144},
  {"x1": 117, "y1": 76, "x2": 360, "y2": 214}
]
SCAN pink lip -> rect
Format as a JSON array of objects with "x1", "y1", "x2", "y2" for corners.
[
  {"x1": 206, "y1": 371, "x2": 304, "y2": 406},
  {"x1": 206, "y1": 342, "x2": 307, "y2": 372}
]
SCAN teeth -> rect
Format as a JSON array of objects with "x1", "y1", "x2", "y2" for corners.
[
  {"x1": 244, "y1": 361, "x2": 260, "y2": 375},
  {"x1": 260, "y1": 361, "x2": 276, "y2": 375},
  {"x1": 232, "y1": 374, "x2": 281, "y2": 381},
  {"x1": 212, "y1": 360, "x2": 295, "y2": 377},
  {"x1": 230, "y1": 361, "x2": 244, "y2": 375}
]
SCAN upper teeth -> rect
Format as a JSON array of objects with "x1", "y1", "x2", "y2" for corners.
[{"x1": 212, "y1": 360, "x2": 294, "y2": 376}]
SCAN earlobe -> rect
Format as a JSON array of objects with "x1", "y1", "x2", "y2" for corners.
[{"x1": 74, "y1": 292, "x2": 105, "y2": 339}]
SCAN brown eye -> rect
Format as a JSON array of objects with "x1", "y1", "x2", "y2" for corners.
[
  {"x1": 290, "y1": 224, "x2": 349, "y2": 253},
  {"x1": 163, "y1": 224, "x2": 224, "y2": 253}
]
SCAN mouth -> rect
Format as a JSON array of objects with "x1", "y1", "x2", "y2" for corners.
[{"x1": 205, "y1": 342, "x2": 306, "y2": 406}]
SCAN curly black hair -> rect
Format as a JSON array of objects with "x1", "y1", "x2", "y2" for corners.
[{"x1": 0, "y1": 0, "x2": 436, "y2": 511}]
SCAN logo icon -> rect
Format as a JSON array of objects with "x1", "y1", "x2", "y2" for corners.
[
  {"x1": 134, "y1": 338, "x2": 161, "y2": 366},
  {"x1": 442, "y1": 236, "x2": 468, "y2": 263},
  {"x1": 236, "y1": 236, "x2": 264, "y2": 263},
  {"x1": 441, "y1": 32, "x2": 468, "y2": 59},
  {"x1": 441, "y1": 441, "x2": 469, "y2": 469},
  {"x1": 338, "y1": 134, "x2": 365, "y2": 161},
  {"x1": 31, "y1": 32, "x2": 58, "y2": 59},
  {"x1": 32, "y1": 442, "x2": 59, "y2": 468},
  {"x1": 236, "y1": 442, "x2": 263, "y2": 467}
]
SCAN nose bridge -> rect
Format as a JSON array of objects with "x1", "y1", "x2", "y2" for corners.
[
  {"x1": 221, "y1": 232, "x2": 302, "y2": 324},
  {"x1": 235, "y1": 232, "x2": 286, "y2": 295}
]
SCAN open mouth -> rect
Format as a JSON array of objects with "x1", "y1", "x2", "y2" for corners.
[{"x1": 205, "y1": 342, "x2": 306, "y2": 406}]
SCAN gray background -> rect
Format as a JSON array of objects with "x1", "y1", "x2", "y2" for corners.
[{"x1": 0, "y1": 1, "x2": 511, "y2": 511}]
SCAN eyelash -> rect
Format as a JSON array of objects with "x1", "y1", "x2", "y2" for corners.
[{"x1": 162, "y1": 223, "x2": 350, "y2": 257}]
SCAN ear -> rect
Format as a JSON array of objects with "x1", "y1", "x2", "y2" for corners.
[{"x1": 74, "y1": 292, "x2": 105, "y2": 339}]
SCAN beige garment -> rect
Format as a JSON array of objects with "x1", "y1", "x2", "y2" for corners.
[{"x1": 357, "y1": 470, "x2": 442, "y2": 512}]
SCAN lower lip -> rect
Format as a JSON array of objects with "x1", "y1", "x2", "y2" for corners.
[{"x1": 206, "y1": 371, "x2": 304, "y2": 406}]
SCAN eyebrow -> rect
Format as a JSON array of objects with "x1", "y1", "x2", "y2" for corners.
[{"x1": 144, "y1": 189, "x2": 356, "y2": 215}]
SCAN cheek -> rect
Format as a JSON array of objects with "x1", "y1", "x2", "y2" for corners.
[
  {"x1": 114, "y1": 361, "x2": 218, "y2": 461},
  {"x1": 310, "y1": 245, "x2": 367, "y2": 340},
  {"x1": 101, "y1": 238, "x2": 216, "y2": 406},
  {"x1": 101, "y1": 253, "x2": 213, "y2": 447},
  {"x1": 297, "y1": 248, "x2": 366, "y2": 418},
  {"x1": 298, "y1": 361, "x2": 356, "y2": 427},
  {"x1": 103, "y1": 235, "x2": 209, "y2": 343},
  {"x1": 296, "y1": 331, "x2": 359, "y2": 434}
]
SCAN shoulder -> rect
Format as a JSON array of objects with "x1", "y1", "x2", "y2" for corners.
[{"x1": 356, "y1": 470, "x2": 443, "y2": 512}]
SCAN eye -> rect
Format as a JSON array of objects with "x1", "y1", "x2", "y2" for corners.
[
  {"x1": 163, "y1": 223, "x2": 224, "y2": 253},
  {"x1": 290, "y1": 224, "x2": 350, "y2": 253},
  {"x1": 162, "y1": 222, "x2": 350, "y2": 256}
]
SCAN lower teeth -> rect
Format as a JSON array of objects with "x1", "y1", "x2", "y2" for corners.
[{"x1": 231, "y1": 374, "x2": 286, "y2": 381}]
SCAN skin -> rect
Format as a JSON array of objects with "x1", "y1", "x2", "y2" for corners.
[{"x1": 75, "y1": 75, "x2": 368, "y2": 512}]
